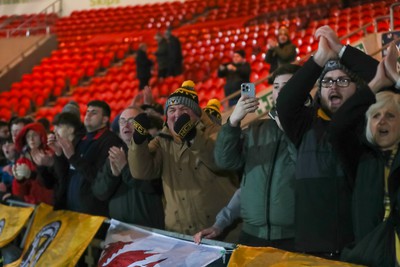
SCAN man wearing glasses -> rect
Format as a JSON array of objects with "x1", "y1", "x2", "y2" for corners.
[
  {"x1": 276, "y1": 26, "x2": 379, "y2": 259},
  {"x1": 93, "y1": 107, "x2": 164, "y2": 229}
]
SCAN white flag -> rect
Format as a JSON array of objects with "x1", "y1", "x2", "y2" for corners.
[{"x1": 98, "y1": 219, "x2": 225, "y2": 267}]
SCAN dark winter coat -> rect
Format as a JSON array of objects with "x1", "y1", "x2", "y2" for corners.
[
  {"x1": 215, "y1": 118, "x2": 296, "y2": 240},
  {"x1": 136, "y1": 49, "x2": 153, "y2": 80},
  {"x1": 265, "y1": 41, "x2": 297, "y2": 73},
  {"x1": 276, "y1": 45, "x2": 378, "y2": 253},
  {"x1": 93, "y1": 145, "x2": 164, "y2": 229}
]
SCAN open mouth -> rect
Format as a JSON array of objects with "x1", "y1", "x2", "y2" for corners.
[
  {"x1": 329, "y1": 93, "x2": 342, "y2": 105},
  {"x1": 123, "y1": 130, "x2": 132, "y2": 135},
  {"x1": 378, "y1": 129, "x2": 389, "y2": 136}
]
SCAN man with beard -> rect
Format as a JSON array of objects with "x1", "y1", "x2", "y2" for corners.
[{"x1": 276, "y1": 26, "x2": 379, "y2": 259}]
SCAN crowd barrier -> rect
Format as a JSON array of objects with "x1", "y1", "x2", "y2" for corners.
[{"x1": 0, "y1": 201, "x2": 364, "y2": 267}]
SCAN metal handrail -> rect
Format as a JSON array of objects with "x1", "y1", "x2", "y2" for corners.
[
  {"x1": 390, "y1": 2, "x2": 400, "y2": 31},
  {"x1": 296, "y1": 21, "x2": 376, "y2": 65},
  {"x1": 1, "y1": 25, "x2": 53, "y2": 37},
  {"x1": 7, "y1": 0, "x2": 62, "y2": 37},
  {"x1": 296, "y1": 13, "x2": 396, "y2": 65},
  {"x1": 0, "y1": 0, "x2": 62, "y2": 78},
  {"x1": 372, "y1": 15, "x2": 390, "y2": 32},
  {"x1": 370, "y1": 35, "x2": 400, "y2": 57},
  {"x1": 0, "y1": 16, "x2": 18, "y2": 29},
  {"x1": 220, "y1": 4, "x2": 400, "y2": 106}
]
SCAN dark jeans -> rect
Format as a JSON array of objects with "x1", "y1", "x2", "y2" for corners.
[{"x1": 238, "y1": 230, "x2": 295, "y2": 252}]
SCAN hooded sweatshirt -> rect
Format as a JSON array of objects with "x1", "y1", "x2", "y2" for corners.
[{"x1": 13, "y1": 123, "x2": 54, "y2": 205}]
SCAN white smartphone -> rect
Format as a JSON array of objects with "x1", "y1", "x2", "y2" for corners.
[{"x1": 241, "y1": 83, "x2": 256, "y2": 97}]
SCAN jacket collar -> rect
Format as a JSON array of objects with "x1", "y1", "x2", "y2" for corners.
[{"x1": 82, "y1": 127, "x2": 108, "y2": 141}]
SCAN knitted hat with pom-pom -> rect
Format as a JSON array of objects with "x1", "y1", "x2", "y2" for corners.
[
  {"x1": 203, "y1": 99, "x2": 222, "y2": 125},
  {"x1": 164, "y1": 80, "x2": 202, "y2": 117}
]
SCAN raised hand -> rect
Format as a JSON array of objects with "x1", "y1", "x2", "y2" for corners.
[
  {"x1": 143, "y1": 85, "x2": 154, "y2": 105},
  {"x1": 383, "y1": 42, "x2": 400, "y2": 86},
  {"x1": 132, "y1": 113, "x2": 151, "y2": 144},
  {"x1": 12, "y1": 163, "x2": 31, "y2": 181},
  {"x1": 56, "y1": 132, "x2": 75, "y2": 159},
  {"x1": 268, "y1": 38, "x2": 278, "y2": 48},
  {"x1": 315, "y1": 25, "x2": 344, "y2": 54},
  {"x1": 368, "y1": 61, "x2": 393, "y2": 93},
  {"x1": 131, "y1": 91, "x2": 144, "y2": 107},
  {"x1": 47, "y1": 133, "x2": 62, "y2": 156},
  {"x1": 227, "y1": 64, "x2": 237, "y2": 71},
  {"x1": 313, "y1": 36, "x2": 337, "y2": 67},
  {"x1": 108, "y1": 146, "x2": 127, "y2": 176},
  {"x1": 229, "y1": 95, "x2": 259, "y2": 127},
  {"x1": 174, "y1": 114, "x2": 197, "y2": 142}
]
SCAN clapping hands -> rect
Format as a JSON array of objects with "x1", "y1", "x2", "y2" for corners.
[
  {"x1": 108, "y1": 146, "x2": 127, "y2": 177},
  {"x1": 369, "y1": 42, "x2": 400, "y2": 93},
  {"x1": 313, "y1": 25, "x2": 343, "y2": 67}
]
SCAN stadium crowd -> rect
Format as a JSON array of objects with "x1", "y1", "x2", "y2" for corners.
[{"x1": 0, "y1": 25, "x2": 399, "y2": 267}]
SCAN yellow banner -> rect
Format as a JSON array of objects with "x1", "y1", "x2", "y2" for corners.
[
  {"x1": 0, "y1": 203, "x2": 34, "y2": 247},
  {"x1": 5, "y1": 203, "x2": 105, "y2": 267},
  {"x1": 228, "y1": 245, "x2": 365, "y2": 267}
]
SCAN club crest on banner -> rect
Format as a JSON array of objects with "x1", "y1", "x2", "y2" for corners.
[{"x1": 20, "y1": 221, "x2": 61, "y2": 267}]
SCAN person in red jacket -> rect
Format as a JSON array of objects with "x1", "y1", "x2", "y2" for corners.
[{"x1": 11, "y1": 123, "x2": 53, "y2": 205}]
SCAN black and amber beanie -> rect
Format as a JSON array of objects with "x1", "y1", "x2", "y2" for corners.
[
  {"x1": 318, "y1": 59, "x2": 363, "y2": 92},
  {"x1": 204, "y1": 99, "x2": 222, "y2": 125},
  {"x1": 164, "y1": 80, "x2": 202, "y2": 117}
]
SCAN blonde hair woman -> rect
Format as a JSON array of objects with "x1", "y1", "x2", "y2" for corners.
[{"x1": 330, "y1": 42, "x2": 400, "y2": 266}]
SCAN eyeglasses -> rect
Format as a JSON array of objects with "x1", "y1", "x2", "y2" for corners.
[
  {"x1": 118, "y1": 117, "x2": 135, "y2": 126},
  {"x1": 321, "y1": 77, "x2": 352, "y2": 88}
]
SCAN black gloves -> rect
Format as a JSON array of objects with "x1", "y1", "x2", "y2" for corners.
[
  {"x1": 132, "y1": 113, "x2": 151, "y2": 144},
  {"x1": 174, "y1": 114, "x2": 196, "y2": 142}
]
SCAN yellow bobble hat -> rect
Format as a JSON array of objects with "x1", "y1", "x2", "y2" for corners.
[
  {"x1": 203, "y1": 98, "x2": 222, "y2": 124},
  {"x1": 164, "y1": 80, "x2": 202, "y2": 117}
]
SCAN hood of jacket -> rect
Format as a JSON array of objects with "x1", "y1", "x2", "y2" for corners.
[{"x1": 15, "y1": 122, "x2": 48, "y2": 152}]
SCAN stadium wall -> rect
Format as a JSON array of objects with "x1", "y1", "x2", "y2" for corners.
[{"x1": 0, "y1": 0, "x2": 182, "y2": 16}]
